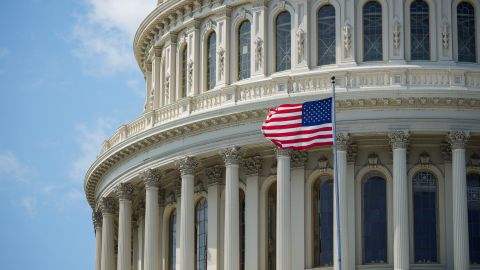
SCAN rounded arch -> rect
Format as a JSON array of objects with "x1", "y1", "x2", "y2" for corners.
[
  {"x1": 202, "y1": 27, "x2": 217, "y2": 92},
  {"x1": 452, "y1": 0, "x2": 480, "y2": 63},
  {"x1": 404, "y1": 0, "x2": 438, "y2": 61}
]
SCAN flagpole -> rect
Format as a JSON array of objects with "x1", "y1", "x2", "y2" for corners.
[{"x1": 331, "y1": 76, "x2": 342, "y2": 270}]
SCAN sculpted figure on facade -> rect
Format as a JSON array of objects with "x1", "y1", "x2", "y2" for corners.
[
  {"x1": 442, "y1": 17, "x2": 450, "y2": 49},
  {"x1": 343, "y1": 22, "x2": 352, "y2": 55},
  {"x1": 218, "y1": 46, "x2": 226, "y2": 79},
  {"x1": 255, "y1": 37, "x2": 263, "y2": 71},
  {"x1": 393, "y1": 19, "x2": 401, "y2": 50},
  {"x1": 296, "y1": 28, "x2": 306, "y2": 63}
]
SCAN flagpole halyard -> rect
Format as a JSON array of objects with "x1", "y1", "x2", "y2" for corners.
[{"x1": 331, "y1": 76, "x2": 342, "y2": 270}]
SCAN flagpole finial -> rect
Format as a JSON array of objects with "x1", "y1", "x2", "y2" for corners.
[{"x1": 331, "y1": 76, "x2": 336, "y2": 84}]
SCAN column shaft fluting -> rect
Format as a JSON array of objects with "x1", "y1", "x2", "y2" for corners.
[
  {"x1": 116, "y1": 183, "x2": 134, "y2": 270},
  {"x1": 100, "y1": 198, "x2": 116, "y2": 270},
  {"x1": 334, "y1": 147, "x2": 349, "y2": 270},
  {"x1": 276, "y1": 149, "x2": 291, "y2": 270},
  {"x1": 141, "y1": 169, "x2": 162, "y2": 270},
  {"x1": 93, "y1": 211, "x2": 103, "y2": 270}
]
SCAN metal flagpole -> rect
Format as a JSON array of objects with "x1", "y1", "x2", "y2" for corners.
[{"x1": 331, "y1": 76, "x2": 342, "y2": 270}]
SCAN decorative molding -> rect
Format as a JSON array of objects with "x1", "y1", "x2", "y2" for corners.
[
  {"x1": 218, "y1": 46, "x2": 225, "y2": 79},
  {"x1": 317, "y1": 156, "x2": 331, "y2": 172},
  {"x1": 115, "y1": 183, "x2": 135, "y2": 200},
  {"x1": 442, "y1": 17, "x2": 450, "y2": 49},
  {"x1": 205, "y1": 165, "x2": 224, "y2": 186},
  {"x1": 296, "y1": 28, "x2": 306, "y2": 63},
  {"x1": 194, "y1": 181, "x2": 207, "y2": 194},
  {"x1": 393, "y1": 19, "x2": 401, "y2": 50},
  {"x1": 440, "y1": 142, "x2": 452, "y2": 162},
  {"x1": 336, "y1": 133, "x2": 350, "y2": 151},
  {"x1": 165, "y1": 191, "x2": 177, "y2": 205},
  {"x1": 291, "y1": 150, "x2": 308, "y2": 168},
  {"x1": 254, "y1": 37, "x2": 263, "y2": 71},
  {"x1": 100, "y1": 197, "x2": 117, "y2": 214},
  {"x1": 367, "y1": 152, "x2": 380, "y2": 168},
  {"x1": 221, "y1": 146, "x2": 243, "y2": 165},
  {"x1": 447, "y1": 130, "x2": 470, "y2": 150},
  {"x1": 176, "y1": 156, "x2": 199, "y2": 175},
  {"x1": 187, "y1": 60, "x2": 194, "y2": 88},
  {"x1": 140, "y1": 168, "x2": 163, "y2": 188},
  {"x1": 92, "y1": 210, "x2": 103, "y2": 228},
  {"x1": 274, "y1": 148, "x2": 291, "y2": 157},
  {"x1": 242, "y1": 155, "x2": 262, "y2": 175},
  {"x1": 388, "y1": 130, "x2": 409, "y2": 149},
  {"x1": 343, "y1": 22, "x2": 352, "y2": 55},
  {"x1": 418, "y1": 151, "x2": 431, "y2": 167},
  {"x1": 347, "y1": 143, "x2": 358, "y2": 163}
]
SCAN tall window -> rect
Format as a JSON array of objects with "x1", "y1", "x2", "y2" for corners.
[
  {"x1": 363, "y1": 174, "x2": 387, "y2": 264},
  {"x1": 207, "y1": 32, "x2": 216, "y2": 90},
  {"x1": 275, "y1": 11, "x2": 291, "y2": 72},
  {"x1": 313, "y1": 176, "x2": 334, "y2": 266},
  {"x1": 410, "y1": 0, "x2": 430, "y2": 60},
  {"x1": 468, "y1": 173, "x2": 480, "y2": 264},
  {"x1": 181, "y1": 46, "x2": 188, "y2": 97},
  {"x1": 195, "y1": 198, "x2": 208, "y2": 270},
  {"x1": 267, "y1": 182, "x2": 277, "y2": 270},
  {"x1": 458, "y1": 2, "x2": 476, "y2": 62},
  {"x1": 240, "y1": 189, "x2": 246, "y2": 270},
  {"x1": 413, "y1": 171, "x2": 438, "y2": 263},
  {"x1": 169, "y1": 209, "x2": 177, "y2": 270},
  {"x1": 317, "y1": 5, "x2": 336, "y2": 65},
  {"x1": 238, "y1": 21, "x2": 251, "y2": 80},
  {"x1": 363, "y1": 1, "x2": 383, "y2": 61}
]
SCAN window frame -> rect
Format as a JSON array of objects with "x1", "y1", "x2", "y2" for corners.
[
  {"x1": 454, "y1": 1, "x2": 479, "y2": 63},
  {"x1": 312, "y1": 175, "x2": 335, "y2": 267},
  {"x1": 237, "y1": 19, "x2": 252, "y2": 81},
  {"x1": 406, "y1": 0, "x2": 434, "y2": 61},
  {"x1": 316, "y1": 4, "x2": 337, "y2": 66},
  {"x1": 357, "y1": 0, "x2": 388, "y2": 63},
  {"x1": 274, "y1": 10, "x2": 292, "y2": 72},
  {"x1": 204, "y1": 31, "x2": 217, "y2": 91}
]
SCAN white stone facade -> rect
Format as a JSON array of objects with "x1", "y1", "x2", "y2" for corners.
[{"x1": 85, "y1": 0, "x2": 480, "y2": 270}]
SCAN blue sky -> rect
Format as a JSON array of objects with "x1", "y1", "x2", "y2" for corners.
[{"x1": 0, "y1": 0, "x2": 155, "y2": 269}]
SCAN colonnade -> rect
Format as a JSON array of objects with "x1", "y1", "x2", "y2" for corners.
[{"x1": 92, "y1": 130, "x2": 472, "y2": 270}]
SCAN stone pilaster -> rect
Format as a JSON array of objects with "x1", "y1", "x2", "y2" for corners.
[
  {"x1": 388, "y1": 130, "x2": 410, "y2": 270},
  {"x1": 275, "y1": 148, "x2": 291, "y2": 270},
  {"x1": 448, "y1": 130, "x2": 471, "y2": 270},
  {"x1": 115, "y1": 183, "x2": 134, "y2": 270},
  {"x1": 93, "y1": 210, "x2": 103, "y2": 270},
  {"x1": 100, "y1": 197, "x2": 117, "y2": 270}
]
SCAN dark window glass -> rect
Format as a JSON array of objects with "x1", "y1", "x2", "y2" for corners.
[
  {"x1": 413, "y1": 171, "x2": 438, "y2": 263},
  {"x1": 458, "y1": 2, "x2": 476, "y2": 62},
  {"x1": 169, "y1": 209, "x2": 177, "y2": 270},
  {"x1": 207, "y1": 32, "x2": 216, "y2": 90},
  {"x1": 410, "y1": 0, "x2": 430, "y2": 60},
  {"x1": 363, "y1": 1, "x2": 383, "y2": 61},
  {"x1": 317, "y1": 5, "x2": 336, "y2": 65},
  {"x1": 182, "y1": 46, "x2": 188, "y2": 97},
  {"x1": 195, "y1": 198, "x2": 208, "y2": 270},
  {"x1": 238, "y1": 21, "x2": 251, "y2": 80},
  {"x1": 313, "y1": 177, "x2": 334, "y2": 266},
  {"x1": 240, "y1": 189, "x2": 246, "y2": 270},
  {"x1": 468, "y1": 173, "x2": 480, "y2": 264},
  {"x1": 276, "y1": 12, "x2": 291, "y2": 72},
  {"x1": 363, "y1": 174, "x2": 387, "y2": 264},
  {"x1": 267, "y1": 183, "x2": 277, "y2": 270}
]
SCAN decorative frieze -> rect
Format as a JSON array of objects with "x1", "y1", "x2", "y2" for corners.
[
  {"x1": 242, "y1": 155, "x2": 262, "y2": 175},
  {"x1": 115, "y1": 183, "x2": 135, "y2": 200},
  {"x1": 221, "y1": 146, "x2": 243, "y2": 165},
  {"x1": 447, "y1": 130, "x2": 470, "y2": 150},
  {"x1": 388, "y1": 130, "x2": 409, "y2": 149},
  {"x1": 176, "y1": 156, "x2": 199, "y2": 175},
  {"x1": 140, "y1": 168, "x2": 163, "y2": 188},
  {"x1": 100, "y1": 197, "x2": 118, "y2": 214},
  {"x1": 291, "y1": 150, "x2": 308, "y2": 168}
]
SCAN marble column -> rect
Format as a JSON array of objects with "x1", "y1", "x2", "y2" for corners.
[
  {"x1": 176, "y1": 157, "x2": 198, "y2": 270},
  {"x1": 100, "y1": 197, "x2": 117, "y2": 270},
  {"x1": 140, "y1": 169, "x2": 162, "y2": 270},
  {"x1": 243, "y1": 156, "x2": 262, "y2": 270},
  {"x1": 135, "y1": 200, "x2": 146, "y2": 270},
  {"x1": 448, "y1": 131, "x2": 471, "y2": 270},
  {"x1": 388, "y1": 130, "x2": 410, "y2": 270},
  {"x1": 93, "y1": 210, "x2": 103, "y2": 270},
  {"x1": 206, "y1": 166, "x2": 223, "y2": 270},
  {"x1": 132, "y1": 214, "x2": 139, "y2": 270},
  {"x1": 221, "y1": 146, "x2": 242, "y2": 270},
  {"x1": 115, "y1": 183, "x2": 134, "y2": 270},
  {"x1": 275, "y1": 148, "x2": 291, "y2": 270},
  {"x1": 290, "y1": 151, "x2": 307, "y2": 270}
]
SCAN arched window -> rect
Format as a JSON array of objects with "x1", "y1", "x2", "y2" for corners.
[
  {"x1": 207, "y1": 32, "x2": 216, "y2": 90},
  {"x1": 413, "y1": 171, "x2": 438, "y2": 263},
  {"x1": 313, "y1": 176, "x2": 334, "y2": 266},
  {"x1": 363, "y1": 1, "x2": 383, "y2": 61},
  {"x1": 275, "y1": 11, "x2": 291, "y2": 72},
  {"x1": 468, "y1": 173, "x2": 480, "y2": 264},
  {"x1": 363, "y1": 174, "x2": 387, "y2": 264},
  {"x1": 410, "y1": 0, "x2": 430, "y2": 60},
  {"x1": 238, "y1": 21, "x2": 251, "y2": 80},
  {"x1": 457, "y1": 2, "x2": 476, "y2": 62},
  {"x1": 181, "y1": 46, "x2": 188, "y2": 98},
  {"x1": 169, "y1": 209, "x2": 177, "y2": 270},
  {"x1": 195, "y1": 198, "x2": 208, "y2": 270},
  {"x1": 240, "y1": 189, "x2": 246, "y2": 270},
  {"x1": 267, "y1": 182, "x2": 277, "y2": 270},
  {"x1": 317, "y1": 5, "x2": 336, "y2": 65}
]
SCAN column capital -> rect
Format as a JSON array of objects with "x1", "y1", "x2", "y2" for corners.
[
  {"x1": 388, "y1": 130, "x2": 410, "y2": 149},
  {"x1": 291, "y1": 150, "x2": 308, "y2": 168},
  {"x1": 115, "y1": 183, "x2": 135, "y2": 200},
  {"x1": 153, "y1": 46, "x2": 162, "y2": 58},
  {"x1": 176, "y1": 156, "x2": 199, "y2": 176},
  {"x1": 100, "y1": 197, "x2": 118, "y2": 215},
  {"x1": 242, "y1": 155, "x2": 263, "y2": 175},
  {"x1": 206, "y1": 165, "x2": 224, "y2": 186},
  {"x1": 221, "y1": 146, "x2": 243, "y2": 165},
  {"x1": 447, "y1": 130, "x2": 470, "y2": 150},
  {"x1": 336, "y1": 133, "x2": 350, "y2": 151},
  {"x1": 93, "y1": 210, "x2": 103, "y2": 228},
  {"x1": 275, "y1": 147, "x2": 292, "y2": 157},
  {"x1": 140, "y1": 168, "x2": 163, "y2": 188}
]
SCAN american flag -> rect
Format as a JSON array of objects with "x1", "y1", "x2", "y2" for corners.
[{"x1": 261, "y1": 98, "x2": 334, "y2": 150}]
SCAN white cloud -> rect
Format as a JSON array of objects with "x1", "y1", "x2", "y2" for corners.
[
  {"x1": 70, "y1": 118, "x2": 116, "y2": 181},
  {"x1": 0, "y1": 151, "x2": 31, "y2": 183},
  {"x1": 72, "y1": 0, "x2": 155, "y2": 75},
  {"x1": 21, "y1": 196, "x2": 37, "y2": 216}
]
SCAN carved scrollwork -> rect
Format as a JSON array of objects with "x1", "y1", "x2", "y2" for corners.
[
  {"x1": 336, "y1": 133, "x2": 350, "y2": 151},
  {"x1": 187, "y1": 60, "x2": 194, "y2": 89},
  {"x1": 291, "y1": 150, "x2": 308, "y2": 168},
  {"x1": 176, "y1": 156, "x2": 199, "y2": 175},
  {"x1": 242, "y1": 155, "x2": 262, "y2": 175},
  {"x1": 92, "y1": 210, "x2": 103, "y2": 228},
  {"x1": 442, "y1": 17, "x2": 450, "y2": 49},
  {"x1": 447, "y1": 130, "x2": 470, "y2": 150},
  {"x1": 388, "y1": 130, "x2": 410, "y2": 149},
  {"x1": 221, "y1": 146, "x2": 243, "y2": 165},
  {"x1": 317, "y1": 156, "x2": 330, "y2": 171},
  {"x1": 115, "y1": 183, "x2": 135, "y2": 200},
  {"x1": 100, "y1": 197, "x2": 117, "y2": 214},
  {"x1": 440, "y1": 141, "x2": 452, "y2": 162},
  {"x1": 206, "y1": 165, "x2": 223, "y2": 186},
  {"x1": 140, "y1": 168, "x2": 163, "y2": 188},
  {"x1": 469, "y1": 153, "x2": 480, "y2": 168},
  {"x1": 393, "y1": 19, "x2": 401, "y2": 50},
  {"x1": 419, "y1": 151, "x2": 431, "y2": 166}
]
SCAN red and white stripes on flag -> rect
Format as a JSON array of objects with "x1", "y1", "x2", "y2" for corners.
[{"x1": 261, "y1": 98, "x2": 334, "y2": 150}]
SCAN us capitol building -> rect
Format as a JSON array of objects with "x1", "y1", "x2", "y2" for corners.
[{"x1": 85, "y1": 0, "x2": 480, "y2": 269}]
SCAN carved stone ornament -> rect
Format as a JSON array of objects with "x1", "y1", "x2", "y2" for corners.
[
  {"x1": 274, "y1": 147, "x2": 291, "y2": 157},
  {"x1": 255, "y1": 37, "x2": 263, "y2": 71},
  {"x1": 218, "y1": 47, "x2": 225, "y2": 79},
  {"x1": 469, "y1": 153, "x2": 480, "y2": 168},
  {"x1": 291, "y1": 150, "x2": 308, "y2": 168},
  {"x1": 368, "y1": 152, "x2": 379, "y2": 168},
  {"x1": 318, "y1": 156, "x2": 330, "y2": 171},
  {"x1": 440, "y1": 142, "x2": 452, "y2": 162},
  {"x1": 133, "y1": 198, "x2": 145, "y2": 217},
  {"x1": 388, "y1": 130, "x2": 410, "y2": 149},
  {"x1": 347, "y1": 143, "x2": 358, "y2": 163},
  {"x1": 194, "y1": 181, "x2": 207, "y2": 194},
  {"x1": 221, "y1": 146, "x2": 243, "y2": 165},
  {"x1": 242, "y1": 155, "x2": 262, "y2": 175},
  {"x1": 270, "y1": 162, "x2": 277, "y2": 175},
  {"x1": 174, "y1": 178, "x2": 182, "y2": 196},
  {"x1": 115, "y1": 183, "x2": 135, "y2": 200},
  {"x1": 419, "y1": 151, "x2": 431, "y2": 166},
  {"x1": 442, "y1": 17, "x2": 450, "y2": 49},
  {"x1": 100, "y1": 197, "x2": 118, "y2": 214},
  {"x1": 204, "y1": 18, "x2": 216, "y2": 32},
  {"x1": 140, "y1": 168, "x2": 163, "y2": 188},
  {"x1": 393, "y1": 19, "x2": 401, "y2": 49},
  {"x1": 158, "y1": 189, "x2": 166, "y2": 206},
  {"x1": 343, "y1": 22, "x2": 352, "y2": 54},
  {"x1": 296, "y1": 28, "x2": 306, "y2": 63},
  {"x1": 176, "y1": 156, "x2": 199, "y2": 175},
  {"x1": 164, "y1": 73, "x2": 170, "y2": 93},
  {"x1": 165, "y1": 191, "x2": 176, "y2": 205},
  {"x1": 447, "y1": 130, "x2": 470, "y2": 150},
  {"x1": 187, "y1": 60, "x2": 194, "y2": 88},
  {"x1": 206, "y1": 165, "x2": 223, "y2": 186},
  {"x1": 92, "y1": 210, "x2": 103, "y2": 228},
  {"x1": 336, "y1": 133, "x2": 350, "y2": 151}
]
